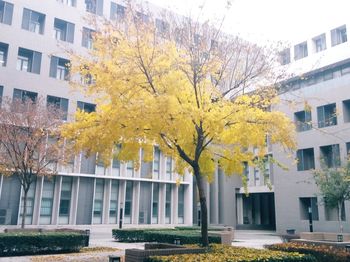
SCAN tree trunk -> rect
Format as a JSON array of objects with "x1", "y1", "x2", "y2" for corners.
[
  {"x1": 21, "y1": 188, "x2": 29, "y2": 229},
  {"x1": 193, "y1": 165, "x2": 209, "y2": 247},
  {"x1": 338, "y1": 202, "x2": 343, "y2": 233}
]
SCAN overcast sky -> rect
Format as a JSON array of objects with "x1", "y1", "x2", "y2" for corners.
[{"x1": 147, "y1": 0, "x2": 350, "y2": 44}]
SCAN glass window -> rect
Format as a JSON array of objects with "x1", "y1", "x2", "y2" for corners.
[
  {"x1": 0, "y1": 1, "x2": 13, "y2": 25},
  {"x1": 53, "y1": 18, "x2": 75, "y2": 43},
  {"x1": 296, "y1": 148, "x2": 315, "y2": 171},
  {"x1": 153, "y1": 147, "x2": 160, "y2": 179},
  {"x1": 110, "y1": 2, "x2": 125, "y2": 20},
  {"x1": 124, "y1": 181, "x2": 133, "y2": 224},
  {"x1": 82, "y1": 27, "x2": 94, "y2": 49},
  {"x1": 317, "y1": 103, "x2": 337, "y2": 128},
  {"x1": 320, "y1": 144, "x2": 340, "y2": 168},
  {"x1": 13, "y1": 88, "x2": 38, "y2": 102},
  {"x1": 166, "y1": 157, "x2": 172, "y2": 180},
  {"x1": 59, "y1": 176, "x2": 72, "y2": 224},
  {"x1": 165, "y1": 184, "x2": 172, "y2": 224},
  {"x1": 313, "y1": 34, "x2": 326, "y2": 52},
  {"x1": 294, "y1": 110, "x2": 312, "y2": 132},
  {"x1": 152, "y1": 183, "x2": 159, "y2": 223},
  {"x1": 331, "y1": 25, "x2": 347, "y2": 46},
  {"x1": 47, "y1": 95, "x2": 69, "y2": 120},
  {"x1": 294, "y1": 41, "x2": 308, "y2": 60},
  {"x1": 22, "y1": 8, "x2": 45, "y2": 35},
  {"x1": 109, "y1": 180, "x2": 119, "y2": 223},
  {"x1": 57, "y1": 0, "x2": 76, "y2": 7},
  {"x1": 0, "y1": 42, "x2": 8, "y2": 66},
  {"x1": 300, "y1": 197, "x2": 319, "y2": 220},
  {"x1": 85, "y1": 0, "x2": 103, "y2": 16},
  {"x1": 16, "y1": 47, "x2": 42, "y2": 74},
  {"x1": 49, "y1": 56, "x2": 70, "y2": 80},
  {"x1": 178, "y1": 185, "x2": 185, "y2": 224},
  {"x1": 77, "y1": 101, "x2": 96, "y2": 113},
  {"x1": 40, "y1": 178, "x2": 55, "y2": 224}
]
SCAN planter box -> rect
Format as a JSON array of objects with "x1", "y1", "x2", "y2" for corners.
[
  {"x1": 300, "y1": 232, "x2": 350, "y2": 242},
  {"x1": 125, "y1": 243, "x2": 206, "y2": 262}
]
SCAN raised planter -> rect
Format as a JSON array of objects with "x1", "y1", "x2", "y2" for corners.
[
  {"x1": 299, "y1": 232, "x2": 350, "y2": 242},
  {"x1": 125, "y1": 243, "x2": 206, "y2": 262}
]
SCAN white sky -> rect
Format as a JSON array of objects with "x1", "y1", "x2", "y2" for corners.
[{"x1": 147, "y1": 0, "x2": 350, "y2": 44}]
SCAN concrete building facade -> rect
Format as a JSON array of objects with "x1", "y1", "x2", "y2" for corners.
[{"x1": 0, "y1": 0, "x2": 192, "y2": 227}]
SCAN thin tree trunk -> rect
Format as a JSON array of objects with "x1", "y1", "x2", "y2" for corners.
[
  {"x1": 338, "y1": 202, "x2": 343, "y2": 233},
  {"x1": 193, "y1": 165, "x2": 209, "y2": 247},
  {"x1": 21, "y1": 188, "x2": 29, "y2": 229}
]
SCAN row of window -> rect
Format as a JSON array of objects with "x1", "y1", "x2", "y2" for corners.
[
  {"x1": 0, "y1": 85, "x2": 95, "y2": 120},
  {"x1": 296, "y1": 142, "x2": 350, "y2": 171},
  {"x1": 294, "y1": 99, "x2": 350, "y2": 132},
  {"x1": 280, "y1": 24, "x2": 347, "y2": 64}
]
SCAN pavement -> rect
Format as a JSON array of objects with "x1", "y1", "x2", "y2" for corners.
[{"x1": 0, "y1": 226, "x2": 283, "y2": 261}]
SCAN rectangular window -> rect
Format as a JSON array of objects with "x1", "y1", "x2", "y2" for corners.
[
  {"x1": 294, "y1": 41, "x2": 308, "y2": 60},
  {"x1": 152, "y1": 183, "x2": 159, "y2": 223},
  {"x1": 0, "y1": 42, "x2": 9, "y2": 67},
  {"x1": 57, "y1": 0, "x2": 76, "y2": 7},
  {"x1": 300, "y1": 197, "x2": 319, "y2": 220},
  {"x1": 0, "y1": 1, "x2": 13, "y2": 25},
  {"x1": 47, "y1": 95, "x2": 69, "y2": 120},
  {"x1": 110, "y1": 2, "x2": 125, "y2": 20},
  {"x1": 13, "y1": 88, "x2": 38, "y2": 102},
  {"x1": 77, "y1": 101, "x2": 96, "y2": 113},
  {"x1": 165, "y1": 184, "x2": 172, "y2": 224},
  {"x1": 294, "y1": 110, "x2": 312, "y2": 132},
  {"x1": 85, "y1": 0, "x2": 103, "y2": 16},
  {"x1": 153, "y1": 147, "x2": 160, "y2": 179},
  {"x1": 22, "y1": 8, "x2": 45, "y2": 34},
  {"x1": 136, "y1": 12, "x2": 149, "y2": 23},
  {"x1": 54, "y1": 18, "x2": 75, "y2": 43},
  {"x1": 40, "y1": 178, "x2": 55, "y2": 224},
  {"x1": 0, "y1": 85, "x2": 3, "y2": 105},
  {"x1": 20, "y1": 183, "x2": 36, "y2": 225},
  {"x1": 109, "y1": 180, "x2": 119, "y2": 223},
  {"x1": 59, "y1": 176, "x2": 72, "y2": 224},
  {"x1": 126, "y1": 161, "x2": 134, "y2": 177},
  {"x1": 93, "y1": 179, "x2": 104, "y2": 224},
  {"x1": 317, "y1": 103, "x2": 337, "y2": 128},
  {"x1": 155, "y1": 19, "x2": 169, "y2": 36},
  {"x1": 331, "y1": 25, "x2": 347, "y2": 46},
  {"x1": 166, "y1": 157, "x2": 172, "y2": 180},
  {"x1": 49, "y1": 56, "x2": 70, "y2": 80},
  {"x1": 320, "y1": 144, "x2": 340, "y2": 168},
  {"x1": 178, "y1": 185, "x2": 185, "y2": 224},
  {"x1": 243, "y1": 162, "x2": 249, "y2": 181},
  {"x1": 124, "y1": 181, "x2": 133, "y2": 224},
  {"x1": 343, "y1": 99, "x2": 350, "y2": 123},
  {"x1": 313, "y1": 34, "x2": 326, "y2": 52},
  {"x1": 82, "y1": 27, "x2": 94, "y2": 49},
  {"x1": 346, "y1": 142, "x2": 350, "y2": 155},
  {"x1": 17, "y1": 48, "x2": 42, "y2": 74},
  {"x1": 325, "y1": 202, "x2": 346, "y2": 221},
  {"x1": 279, "y1": 48, "x2": 290, "y2": 65},
  {"x1": 297, "y1": 148, "x2": 315, "y2": 171}
]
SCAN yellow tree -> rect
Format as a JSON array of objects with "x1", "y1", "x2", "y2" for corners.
[{"x1": 62, "y1": 10, "x2": 295, "y2": 246}]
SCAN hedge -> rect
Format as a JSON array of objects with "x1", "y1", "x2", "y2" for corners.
[
  {"x1": 266, "y1": 242, "x2": 350, "y2": 262},
  {"x1": 0, "y1": 232, "x2": 88, "y2": 257},
  {"x1": 112, "y1": 229, "x2": 221, "y2": 244},
  {"x1": 148, "y1": 244, "x2": 316, "y2": 262}
]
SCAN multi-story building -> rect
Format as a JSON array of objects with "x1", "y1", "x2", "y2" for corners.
[
  {"x1": 199, "y1": 21, "x2": 350, "y2": 234},
  {"x1": 0, "y1": 0, "x2": 192, "y2": 227}
]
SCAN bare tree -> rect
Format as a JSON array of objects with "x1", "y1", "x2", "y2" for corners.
[{"x1": 0, "y1": 97, "x2": 66, "y2": 228}]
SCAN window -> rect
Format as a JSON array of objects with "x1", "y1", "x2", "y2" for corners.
[
  {"x1": 124, "y1": 181, "x2": 133, "y2": 224},
  {"x1": 54, "y1": 18, "x2": 75, "y2": 43},
  {"x1": 93, "y1": 179, "x2": 104, "y2": 223},
  {"x1": 40, "y1": 178, "x2": 55, "y2": 224},
  {"x1": 85, "y1": 0, "x2": 103, "y2": 16},
  {"x1": 59, "y1": 176, "x2": 72, "y2": 224},
  {"x1": 49, "y1": 56, "x2": 70, "y2": 80},
  {"x1": 317, "y1": 103, "x2": 337, "y2": 128},
  {"x1": 155, "y1": 19, "x2": 169, "y2": 36},
  {"x1": 331, "y1": 25, "x2": 347, "y2": 46},
  {"x1": 0, "y1": 42, "x2": 8, "y2": 66},
  {"x1": 313, "y1": 34, "x2": 326, "y2": 52},
  {"x1": 294, "y1": 110, "x2": 312, "y2": 132},
  {"x1": 178, "y1": 185, "x2": 185, "y2": 224},
  {"x1": 296, "y1": 148, "x2": 315, "y2": 171},
  {"x1": 325, "y1": 202, "x2": 346, "y2": 221},
  {"x1": 47, "y1": 95, "x2": 69, "y2": 120},
  {"x1": 166, "y1": 157, "x2": 172, "y2": 180},
  {"x1": 279, "y1": 48, "x2": 290, "y2": 65},
  {"x1": 0, "y1": 1, "x2": 13, "y2": 25},
  {"x1": 16, "y1": 48, "x2": 42, "y2": 74},
  {"x1": 110, "y1": 2, "x2": 125, "y2": 20},
  {"x1": 294, "y1": 41, "x2": 308, "y2": 60},
  {"x1": 320, "y1": 144, "x2": 340, "y2": 168},
  {"x1": 57, "y1": 0, "x2": 76, "y2": 7},
  {"x1": 300, "y1": 197, "x2": 319, "y2": 220},
  {"x1": 0, "y1": 85, "x2": 3, "y2": 105},
  {"x1": 346, "y1": 142, "x2": 350, "y2": 155},
  {"x1": 152, "y1": 183, "x2": 159, "y2": 223},
  {"x1": 13, "y1": 88, "x2": 37, "y2": 102},
  {"x1": 153, "y1": 147, "x2": 160, "y2": 179},
  {"x1": 243, "y1": 162, "x2": 249, "y2": 181},
  {"x1": 20, "y1": 183, "x2": 36, "y2": 224},
  {"x1": 165, "y1": 184, "x2": 172, "y2": 224},
  {"x1": 136, "y1": 12, "x2": 149, "y2": 23},
  {"x1": 77, "y1": 101, "x2": 96, "y2": 113},
  {"x1": 126, "y1": 161, "x2": 134, "y2": 177},
  {"x1": 82, "y1": 27, "x2": 94, "y2": 49},
  {"x1": 109, "y1": 180, "x2": 119, "y2": 223},
  {"x1": 22, "y1": 8, "x2": 45, "y2": 34},
  {"x1": 343, "y1": 99, "x2": 350, "y2": 123}
]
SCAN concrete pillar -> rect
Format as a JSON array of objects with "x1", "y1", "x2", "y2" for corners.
[{"x1": 70, "y1": 176, "x2": 79, "y2": 225}]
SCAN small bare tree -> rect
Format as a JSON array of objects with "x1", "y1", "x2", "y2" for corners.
[{"x1": 0, "y1": 97, "x2": 66, "y2": 228}]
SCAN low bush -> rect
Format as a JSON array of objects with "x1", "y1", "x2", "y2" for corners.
[
  {"x1": 148, "y1": 244, "x2": 316, "y2": 262},
  {"x1": 266, "y1": 242, "x2": 350, "y2": 262},
  {"x1": 112, "y1": 229, "x2": 221, "y2": 244},
  {"x1": 0, "y1": 232, "x2": 88, "y2": 257}
]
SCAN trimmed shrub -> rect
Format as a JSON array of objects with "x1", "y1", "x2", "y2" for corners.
[
  {"x1": 147, "y1": 244, "x2": 316, "y2": 262},
  {"x1": 112, "y1": 229, "x2": 221, "y2": 244},
  {"x1": 266, "y1": 242, "x2": 350, "y2": 262},
  {"x1": 0, "y1": 232, "x2": 88, "y2": 257}
]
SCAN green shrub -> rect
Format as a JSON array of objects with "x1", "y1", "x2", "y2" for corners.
[
  {"x1": 266, "y1": 242, "x2": 350, "y2": 262},
  {"x1": 148, "y1": 244, "x2": 316, "y2": 262},
  {"x1": 174, "y1": 226, "x2": 224, "y2": 231},
  {"x1": 0, "y1": 232, "x2": 88, "y2": 257},
  {"x1": 112, "y1": 229, "x2": 221, "y2": 244}
]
